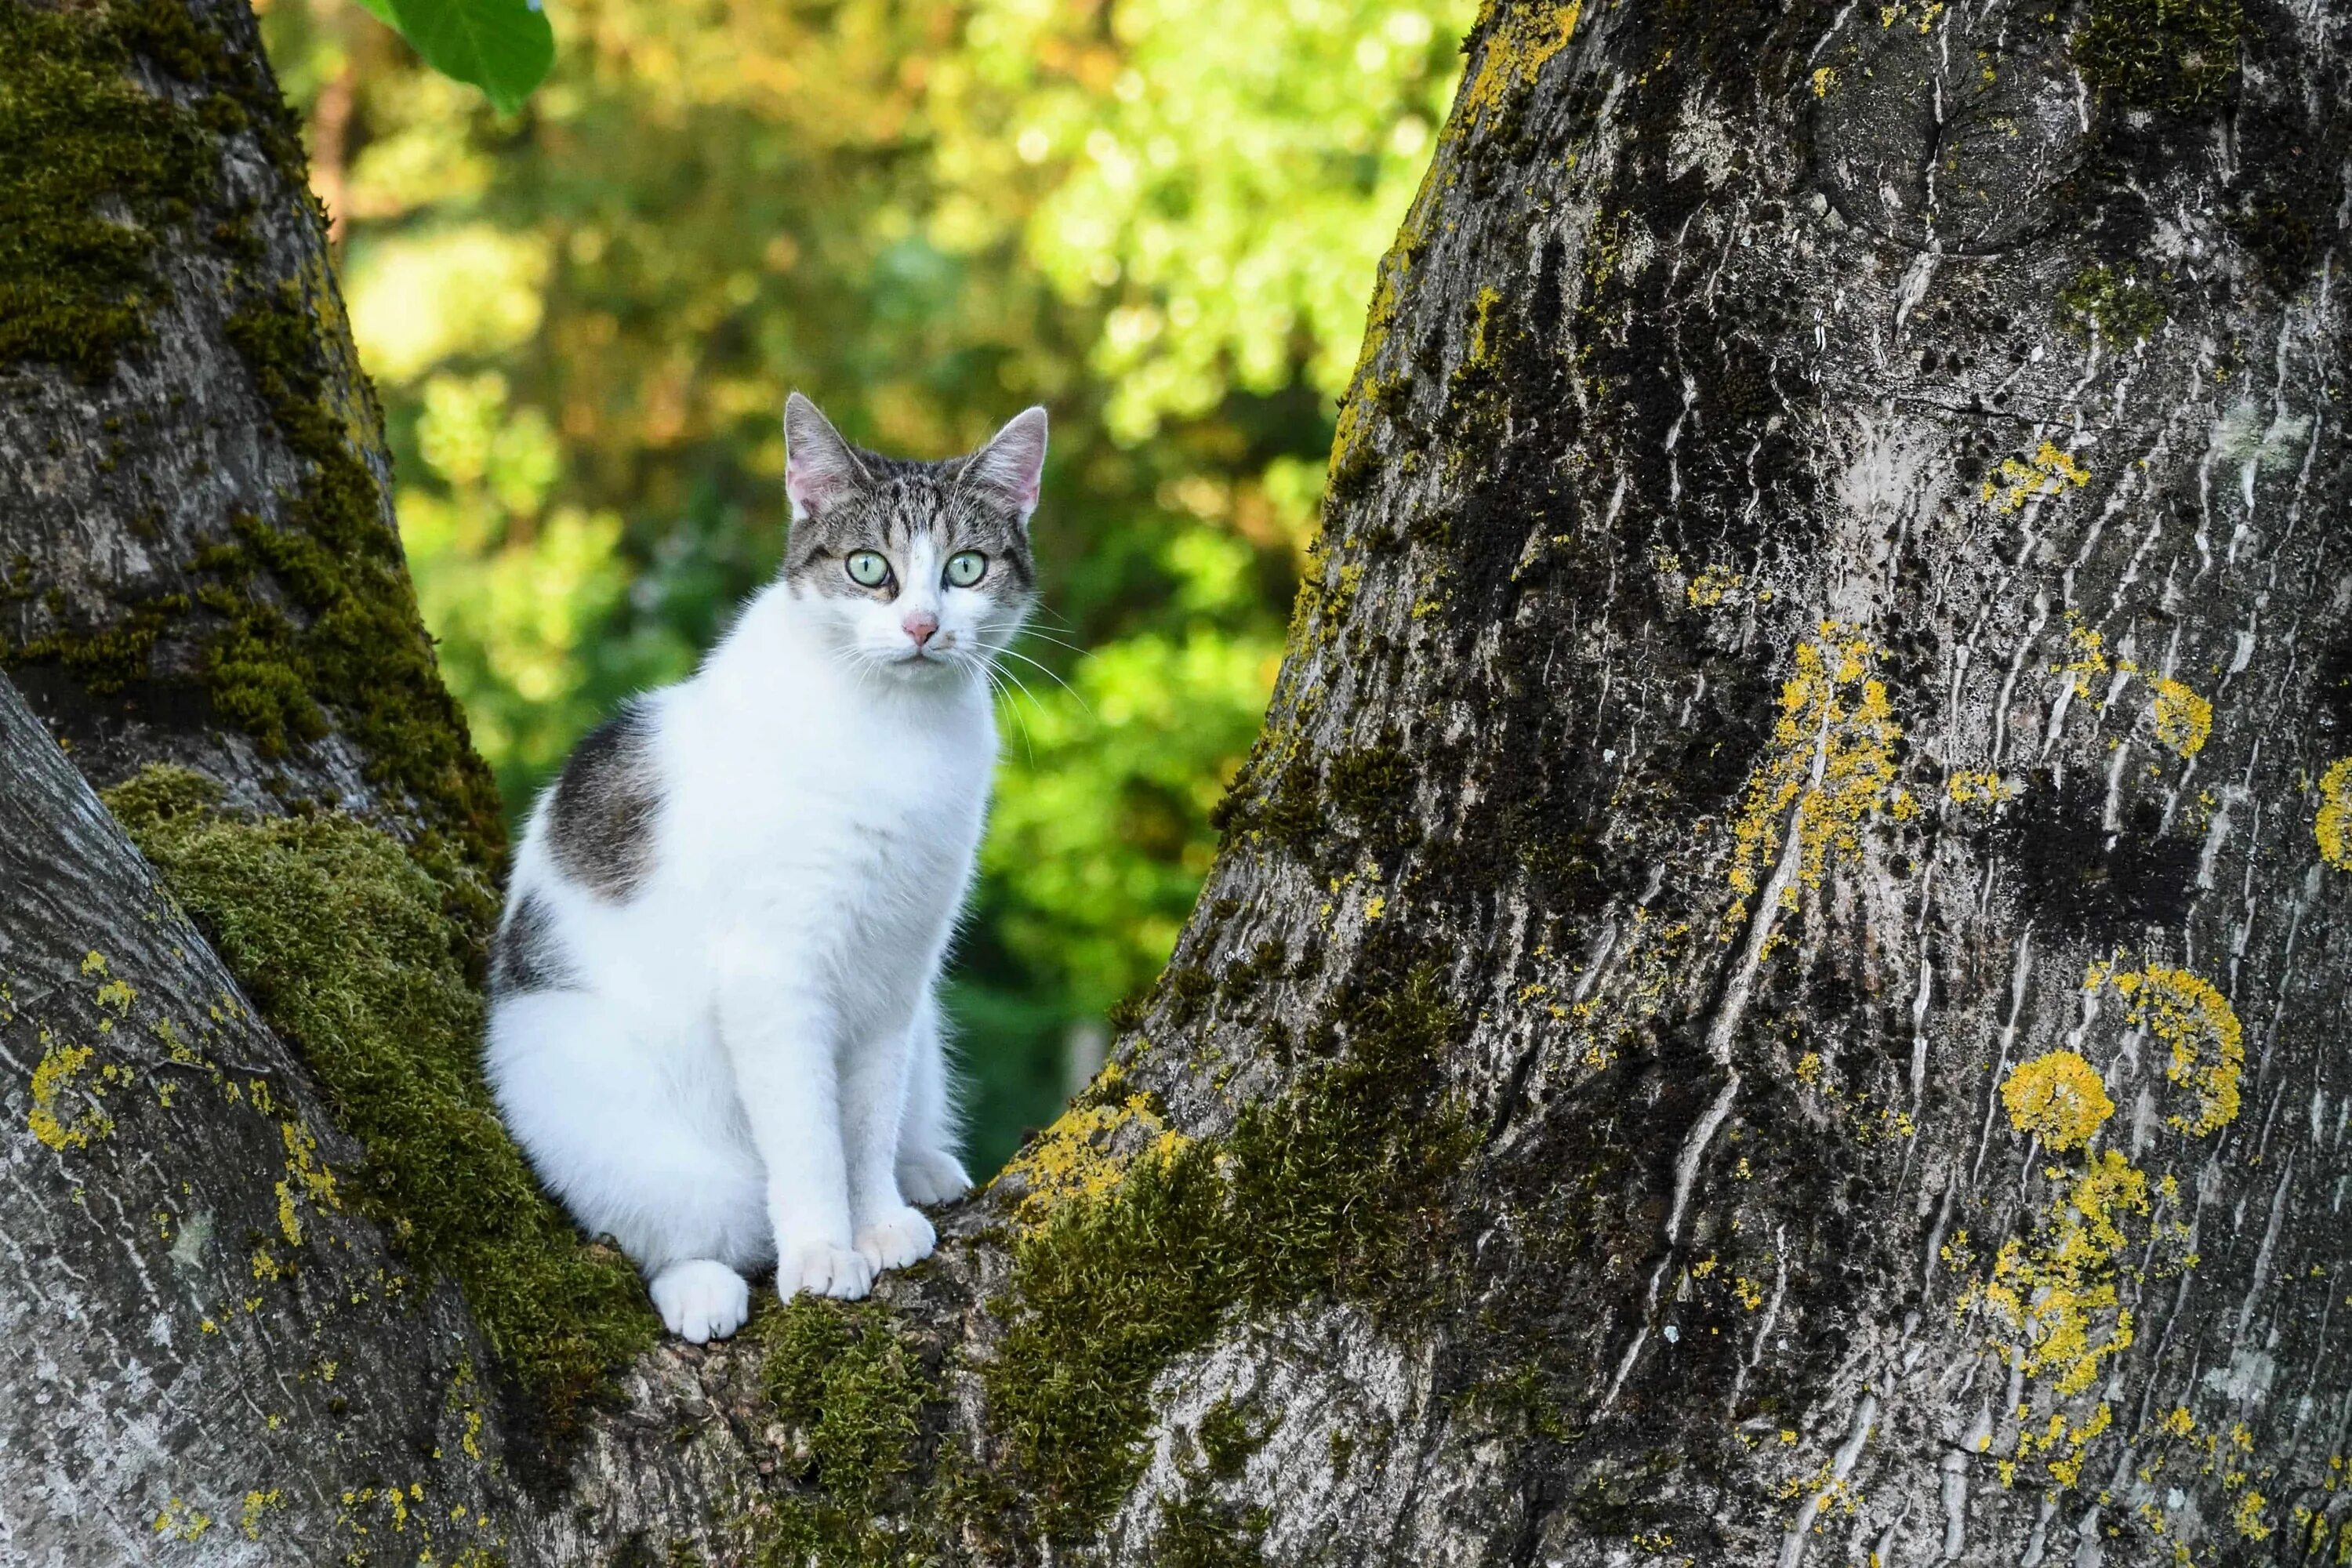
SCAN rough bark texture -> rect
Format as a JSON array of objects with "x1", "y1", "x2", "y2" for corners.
[
  {"x1": 5, "y1": 0, "x2": 2350, "y2": 1564},
  {"x1": 0, "y1": 0, "x2": 501, "y2": 858}
]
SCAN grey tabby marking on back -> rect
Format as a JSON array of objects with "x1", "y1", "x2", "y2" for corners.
[
  {"x1": 491, "y1": 891, "x2": 574, "y2": 996},
  {"x1": 781, "y1": 398, "x2": 1038, "y2": 600},
  {"x1": 546, "y1": 702, "x2": 660, "y2": 902}
]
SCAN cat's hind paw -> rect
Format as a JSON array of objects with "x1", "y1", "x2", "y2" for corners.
[
  {"x1": 777, "y1": 1241, "x2": 874, "y2": 1301},
  {"x1": 897, "y1": 1149, "x2": 973, "y2": 1206},
  {"x1": 855, "y1": 1206, "x2": 937, "y2": 1275},
  {"x1": 649, "y1": 1259, "x2": 750, "y2": 1344}
]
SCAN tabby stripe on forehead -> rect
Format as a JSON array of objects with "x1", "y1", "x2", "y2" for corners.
[
  {"x1": 779, "y1": 434, "x2": 1040, "y2": 599},
  {"x1": 547, "y1": 703, "x2": 662, "y2": 902}
]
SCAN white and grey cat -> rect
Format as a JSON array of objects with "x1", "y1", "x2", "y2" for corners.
[{"x1": 484, "y1": 392, "x2": 1046, "y2": 1342}]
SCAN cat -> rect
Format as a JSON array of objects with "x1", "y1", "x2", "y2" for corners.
[{"x1": 482, "y1": 392, "x2": 1046, "y2": 1343}]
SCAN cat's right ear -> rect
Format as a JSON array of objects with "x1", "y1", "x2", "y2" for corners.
[{"x1": 784, "y1": 392, "x2": 869, "y2": 521}]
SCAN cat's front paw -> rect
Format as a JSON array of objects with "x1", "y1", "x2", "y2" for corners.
[
  {"x1": 776, "y1": 1241, "x2": 874, "y2": 1301},
  {"x1": 898, "y1": 1149, "x2": 973, "y2": 1206},
  {"x1": 854, "y1": 1206, "x2": 937, "y2": 1274},
  {"x1": 649, "y1": 1259, "x2": 750, "y2": 1344}
]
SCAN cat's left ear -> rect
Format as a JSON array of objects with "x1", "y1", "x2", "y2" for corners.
[
  {"x1": 784, "y1": 391, "x2": 869, "y2": 521},
  {"x1": 960, "y1": 406, "x2": 1048, "y2": 523}
]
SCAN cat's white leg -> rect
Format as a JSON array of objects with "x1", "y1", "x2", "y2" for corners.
[
  {"x1": 840, "y1": 996, "x2": 934, "y2": 1276},
  {"x1": 714, "y1": 941, "x2": 873, "y2": 1302},
  {"x1": 897, "y1": 989, "x2": 972, "y2": 1206},
  {"x1": 485, "y1": 991, "x2": 767, "y2": 1341}
]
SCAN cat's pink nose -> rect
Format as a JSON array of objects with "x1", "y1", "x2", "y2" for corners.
[{"x1": 902, "y1": 612, "x2": 939, "y2": 648}]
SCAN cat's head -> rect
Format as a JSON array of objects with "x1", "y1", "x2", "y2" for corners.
[{"x1": 779, "y1": 392, "x2": 1045, "y2": 685}]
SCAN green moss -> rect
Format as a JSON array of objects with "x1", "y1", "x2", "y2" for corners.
[
  {"x1": 1225, "y1": 735, "x2": 1420, "y2": 862},
  {"x1": 2076, "y1": 0, "x2": 2241, "y2": 114},
  {"x1": 1256, "y1": 753, "x2": 1327, "y2": 852},
  {"x1": 0, "y1": 592, "x2": 191, "y2": 695},
  {"x1": 757, "y1": 1298, "x2": 931, "y2": 1512},
  {"x1": 1160, "y1": 964, "x2": 1216, "y2": 1028},
  {"x1": 1152, "y1": 1397, "x2": 1273, "y2": 1566},
  {"x1": 0, "y1": 1, "x2": 209, "y2": 379},
  {"x1": 0, "y1": 1, "x2": 499, "y2": 868},
  {"x1": 0, "y1": 0, "x2": 307, "y2": 381},
  {"x1": 981, "y1": 961, "x2": 1469, "y2": 1541},
  {"x1": 739, "y1": 1296, "x2": 943, "y2": 1566},
  {"x1": 103, "y1": 767, "x2": 655, "y2": 1431},
  {"x1": 1194, "y1": 1395, "x2": 1269, "y2": 1480},
  {"x1": 2055, "y1": 264, "x2": 2168, "y2": 345},
  {"x1": 199, "y1": 281, "x2": 505, "y2": 863}
]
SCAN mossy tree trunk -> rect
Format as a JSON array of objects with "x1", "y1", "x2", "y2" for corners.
[{"x1": 5, "y1": 0, "x2": 2350, "y2": 1564}]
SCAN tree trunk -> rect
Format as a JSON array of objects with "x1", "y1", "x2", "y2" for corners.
[{"x1": 5, "y1": 0, "x2": 2349, "y2": 1564}]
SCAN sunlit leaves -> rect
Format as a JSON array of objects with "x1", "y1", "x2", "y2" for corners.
[
  {"x1": 940, "y1": 0, "x2": 1470, "y2": 443},
  {"x1": 350, "y1": 0, "x2": 554, "y2": 114},
  {"x1": 264, "y1": 0, "x2": 1460, "y2": 1158}
]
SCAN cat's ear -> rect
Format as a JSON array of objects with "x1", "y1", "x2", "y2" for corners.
[
  {"x1": 784, "y1": 392, "x2": 869, "y2": 521},
  {"x1": 960, "y1": 406, "x2": 1048, "y2": 521}
]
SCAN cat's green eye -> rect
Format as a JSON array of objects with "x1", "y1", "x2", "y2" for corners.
[
  {"x1": 945, "y1": 550, "x2": 987, "y2": 588},
  {"x1": 845, "y1": 550, "x2": 891, "y2": 589}
]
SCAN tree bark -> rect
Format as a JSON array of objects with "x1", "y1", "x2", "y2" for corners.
[
  {"x1": 5, "y1": 0, "x2": 2349, "y2": 1565},
  {"x1": 0, "y1": 0, "x2": 501, "y2": 856}
]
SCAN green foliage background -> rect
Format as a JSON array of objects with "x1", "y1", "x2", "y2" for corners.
[{"x1": 257, "y1": 0, "x2": 1469, "y2": 1170}]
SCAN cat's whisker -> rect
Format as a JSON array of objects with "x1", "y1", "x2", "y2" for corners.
[
  {"x1": 975, "y1": 648, "x2": 1044, "y2": 706},
  {"x1": 989, "y1": 645, "x2": 1091, "y2": 713},
  {"x1": 1010, "y1": 629, "x2": 1090, "y2": 657},
  {"x1": 982, "y1": 663, "x2": 1037, "y2": 764}
]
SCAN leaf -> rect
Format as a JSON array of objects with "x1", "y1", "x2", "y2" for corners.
[{"x1": 357, "y1": 0, "x2": 555, "y2": 115}]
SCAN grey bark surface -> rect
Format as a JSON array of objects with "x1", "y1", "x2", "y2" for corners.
[
  {"x1": 0, "y1": 673, "x2": 495, "y2": 1558},
  {"x1": 0, "y1": 0, "x2": 502, "y2": 855},
  {"x1": 1123, "y1": 0, "x2": 2352, "y2": 1560},
  {"x1": 4, "y1": 0, "x2": 2350, "y2": 1564}
]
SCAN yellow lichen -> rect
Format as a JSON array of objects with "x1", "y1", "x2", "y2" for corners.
[
  {"x1": 2114, "y1": 966, "x2": 2243, "y2": 1135},
  {"x1": 1686, "y1": 564, "x2": 1743, "y2": 608},
  {"x1": 1982, "y1": 440, "x2": 2091, "y2": 512},
  {"x1": 1809, "y1": 65, "x2": 1838, "y2": 96},
  {"x1": 1465, "y1": 285, "x2": 1507, "y2": 368},
  {"x1": 153, "y1": 1498, "x2": 211, "y2": 1541},
  {"x1": 27, "y1": 1039, "x2": 111, "y2": 1151},
  {"x1": 2054, "y1": 618, "x2": 2113, "y2": 697},
  {"x1": 996, "y1": 1090, "x2": 1192, "y2": 1224},
  {"x1": 280, "y1": 1120, "x2": 339, "y2": 1208},
  {"x1": 2018, "y1": 1402, "x2": 2113, "y2": 1489},
  {"x1": 2317, "y1": 758, "x2": 2352, "y2": 869},
  {"x1": 2150, "y1": 678, "x2": 2212, "y2": 757},
  {"x1": 1461, "y1": 0, "x2": 1582, "y2": 122},
  {"x1": 1972, "y1": 1150, "x2": 2147, "y2": 1397},
  {"x1": 2002, "y1": 1051, "x2": 2114, "y2": 1151},
  {"x1": 1722, "y1": 626, "x2": 1904, "y2": 934},
  {"x1": 1549, "y1": 909, "x2": 1692, "y2": 1073},
  {"x1": 1946, "y1": 770, "x2": 2013, "y2": 806},
  {"x1": 238, "y1": 1488, "x2": 282, "y2": 1541}
]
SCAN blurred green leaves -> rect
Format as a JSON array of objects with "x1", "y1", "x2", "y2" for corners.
[
  {"x1": 263, "y1": 0, "x2": 1469, "y2": 1166},
  {"x1": 350, "y1": 0, "x2": 553, "y2": 113}
]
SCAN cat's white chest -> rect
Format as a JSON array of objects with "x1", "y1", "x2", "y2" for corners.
[{"x1": 665, "y1": 677, "x2": 993, "y2": 951}]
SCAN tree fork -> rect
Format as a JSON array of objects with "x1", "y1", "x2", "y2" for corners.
[{"x1": 2, "y1": 0, "x2": 2348, "y2": 1563}]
